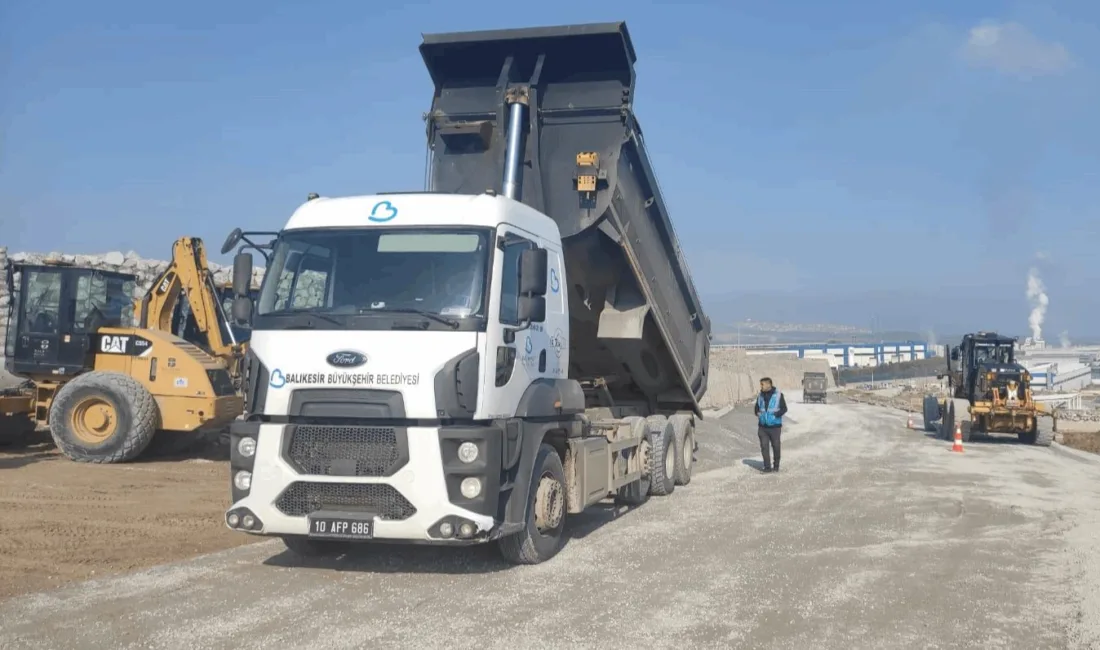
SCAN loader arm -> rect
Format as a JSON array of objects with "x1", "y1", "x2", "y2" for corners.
[{"x1": 136, "y1": 237, "x2": 237, "y2": 364}]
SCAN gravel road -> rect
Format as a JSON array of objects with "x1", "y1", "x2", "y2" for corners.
[{"x1": 2, "y1": 397, "x2": 1099, "y2": 649}]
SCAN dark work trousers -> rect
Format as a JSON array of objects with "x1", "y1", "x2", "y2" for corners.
[{"x1": 758, "y1": 425, "x2": 782, "y2": 470}]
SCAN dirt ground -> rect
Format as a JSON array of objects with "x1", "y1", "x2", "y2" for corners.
[
  {"x1": 1063, "y1": 431, "x2": 1100, "y2": 454},
  {"x1": 0, "y1": 435, "x2": 252, "y2": 600},
  {"x1": 3, "y1": 397, "x2": 1099, "y2": 649}
]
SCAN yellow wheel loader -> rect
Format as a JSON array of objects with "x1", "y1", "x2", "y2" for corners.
[{"x1": 1, "y1": 239, "x2": 245, "y2": 462}]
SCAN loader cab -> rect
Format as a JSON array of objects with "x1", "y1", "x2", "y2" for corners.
[
  {"x1": 3, "y1": 262, "x2": 137, "y2": 379},
  {"x1": 170, "y1": 282, "x2": 258, "y2": 346}
]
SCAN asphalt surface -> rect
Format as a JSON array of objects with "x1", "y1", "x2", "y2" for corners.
[{"x1": 3, "y1": 395, "x2": 1100, "y2": 649}]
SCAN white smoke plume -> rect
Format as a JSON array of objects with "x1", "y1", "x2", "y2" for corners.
[
  {"x1": 925, "y1": 328, "x2": 938, "y2": 354},
  {"x1": 1026, "y1": 267, "x2": 1048, "y2": 341},
  {"x1": 1060, "y1": 330, "x2": 1071, "y2": 348}
]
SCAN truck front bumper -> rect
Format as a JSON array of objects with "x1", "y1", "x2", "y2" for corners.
[{"x1": 224, "y1": 421, "x2": 514, "y2": 544}]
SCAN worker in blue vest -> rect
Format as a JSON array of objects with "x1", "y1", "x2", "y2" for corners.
[{"x1": 754, "y1": 377, "x2": 788, "y2": 473}]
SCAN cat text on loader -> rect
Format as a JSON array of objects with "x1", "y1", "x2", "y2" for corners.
[
  {"x1": 1, "y1": 247, "x2": 244, "y2": 462},
  {"x1": 921, "y1": 331, "x2": 1055, "y2": 446}
]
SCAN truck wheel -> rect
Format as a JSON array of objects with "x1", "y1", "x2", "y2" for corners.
[
  {"x1": 669, "y1": 414, "x2": 694, "y2": 486},
  {"x1": 645, "y1": 416, "x2": 676, "y2": 497},
  {"x1": 48, "y1": 371, "x2": 158, "y2": 463},
  {"x1": 614, "y1": 416, "x2": 651, "y2": 507},
  {"x1": 281, "y1": 536, "x2": 346, "y2": 558},
  {"x1": 499, "y1": 443, "x2": 567, "y2": 565},
  {"x1": 144, "y1": 430, "x2": 206, "y2": 458}
]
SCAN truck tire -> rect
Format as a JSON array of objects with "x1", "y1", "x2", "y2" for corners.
[
  {"x1": 48, "y1": 371, "x2": 159, "y2": 463},
  {"x1": 145, "y1": 430, "x2": 207, "y2": 458},
  {"x1": 280, "y1": 536, "x2": 346, "y2": 558},
  {"x1": 922, "y1": 395, "x2": 940, "y2": 433},
  {"x1": 499, "y1": 443, "x2": 567, "y2": 565},
  {"x1": 645, "y1": 416, "x2": 676, "y2": 496},
  {"x1": 614, "y1": 416, "x2": 651, "y2": 507},
  {"x1": 669, "y1": 413, "x2": 694, "y2": 486}
]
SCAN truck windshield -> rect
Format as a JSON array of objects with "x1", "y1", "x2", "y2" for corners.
[{"x1": 255, "y1": 227, "x2": 491, "y2": 330}]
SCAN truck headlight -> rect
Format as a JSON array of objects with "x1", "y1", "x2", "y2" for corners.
[
  {"x1": 234, "y1": 470, "x2": 252, "y2": 491},
  {"x1": 237, "y1": 437, "x2": 257, "y2": 458},
  {"x1": 457, "y1": 441, "x2": 479, "y2": 464},
  {"x1": 460, "y1": 477, "x2": 482, "y2": 499}
]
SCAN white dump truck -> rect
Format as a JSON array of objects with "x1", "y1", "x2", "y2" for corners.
[{"x1": 220, "y1": 21, "x2": 712, "y2": 564}]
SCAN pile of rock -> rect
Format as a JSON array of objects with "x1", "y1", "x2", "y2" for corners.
[
  {"x1": 701, "y1": 348, "x2": 835, "y2": 409},
  {"x1": 1057, "y1": 409, "x2": 1100, "y2": 423}
]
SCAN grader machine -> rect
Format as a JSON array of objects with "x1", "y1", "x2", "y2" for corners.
[
  {"x1": 922, "y1": 331, "x2": 1056, "y2": 446},
  {"x1": 0, "y1": 238, "x2": 246, "y2": 462}
]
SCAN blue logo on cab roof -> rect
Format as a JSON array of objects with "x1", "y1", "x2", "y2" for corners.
[{"x1": 368, "y1": 200, "x2": 398, "y2": 223}]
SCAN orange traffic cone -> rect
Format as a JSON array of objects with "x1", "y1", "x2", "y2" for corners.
[
  {"x1": 950, "y1": 424, "x2": 964, "y2": 453},
  {"x1": 907, "y1": 413, "x2": 913, "y2": 429}
]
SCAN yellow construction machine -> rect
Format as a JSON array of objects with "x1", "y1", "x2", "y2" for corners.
[{"x1": 0, "y1": 238, "x2": 246, "y2": 462}]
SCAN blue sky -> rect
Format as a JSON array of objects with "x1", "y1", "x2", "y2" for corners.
[{"x1": 2, "y1": 0, "x2": 1098, "y2": 338}]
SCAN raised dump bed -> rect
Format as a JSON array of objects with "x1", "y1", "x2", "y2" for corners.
[{"x1": 420, "y1": 22, "x2": 711, "y2": 414}]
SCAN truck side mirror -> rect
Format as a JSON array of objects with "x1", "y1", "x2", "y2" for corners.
[
  {"x1": 221, "y1": 228, "x2": 244, "y2": 256},
  {"x1": 232, "y1": 252, "x2": 253, "y2": 298},
  {"x1": 232, "y1": 296, "x2": 253, "y2": 325},
  {"x1": 231, "y1": 252, "x2": 254, "y2": 326},
  {"x1": 519, "y1": 248, "x2": 548, "y2": 296},
  {"x1": 518, "y1": 295, "x2": 546, "y2": 323},
  {"x1": 950, "y1": 348, "x2": 959, "y2": 361}
]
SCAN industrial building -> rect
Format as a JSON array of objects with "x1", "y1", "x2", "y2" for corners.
[
  {"x1": 714, "y1": 341, "x2": 932, "y2": 369},
  {"x1": 1018, "y1": 341, "x2": 1100, "y2": 390},
  {"x1": 1025, "y1": 361, "x2": 1094, "y2": 392}
]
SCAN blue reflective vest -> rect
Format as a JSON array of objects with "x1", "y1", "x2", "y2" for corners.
[{"x1": 758, "y1": 390, "x2": 783, "y2": 427}]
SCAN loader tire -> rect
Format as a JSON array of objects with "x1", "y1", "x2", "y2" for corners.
[
  {"x1": 49, "y1": 371, "x2": 158, "y2": 463},
  {"x1": 922, "y1": 395, "x2": 940, "y2": 433},
  {"x1": 0, "y1": 413, "x2": 37, "y2": 447},
  {"x1": 645, "y1": 415, "x2": 676, "y2": 497},
  {"x1": 498, "y1": 443, "x2": 566, "y2": 565},
  {"x1": 939, "y1": 401, "x2": 954, "y2": 441},
  {"x1": 1024, "y1": 417, "x2": 1055, "y2": 447},
  {"x1": 669, "y1": 413, "x2": 695, "y2": 486}
]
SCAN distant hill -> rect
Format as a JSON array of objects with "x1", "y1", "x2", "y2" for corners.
[{"x1": 712, "y1": 320, "x2": 927, "y2": 345}]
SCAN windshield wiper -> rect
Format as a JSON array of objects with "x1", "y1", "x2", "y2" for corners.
[
  {"x1": 268, "y1": 311, "x2": 344, "y2": 329},
  {"x1": 360, "y1": 307, "x2": 461, "y2": 330}
]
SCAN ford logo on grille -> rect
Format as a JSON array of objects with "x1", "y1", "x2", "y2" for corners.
[{"x1": 326, "y1": 350, "x2": 368, "y2": 368}]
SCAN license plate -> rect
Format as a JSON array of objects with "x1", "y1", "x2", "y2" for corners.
[{"x1": 307, "y1": 515, "x2": 374, "y2": 539}]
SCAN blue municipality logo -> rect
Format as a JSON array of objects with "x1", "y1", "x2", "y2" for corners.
[
  {"x1": 368, "y1": 200, "x2": 398, "y2": 223},
  {"x1": 525, "y1": 335, "x2": 533, "y2": 354},
  {"x1": 269, "y1": 369, "x2": 286, "y2": 389},
  {"x1": 549, "y1": 267, "x2": 560, "y2": 293}
]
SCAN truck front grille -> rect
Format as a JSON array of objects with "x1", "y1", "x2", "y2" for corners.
[
  {"x1": 275, "y1": 482, "x2": 417, "y2": 520},
  {"x1": 286, "y1": 424, "x2": 404, "y2": 477}
]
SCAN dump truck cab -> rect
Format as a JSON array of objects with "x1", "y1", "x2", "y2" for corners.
[
  {"x1": 223, "y1": 21, "x2": 709, "y2": 564},
  {"x1": 801, "y1": 371, "x2": 827, "y2": 403}
]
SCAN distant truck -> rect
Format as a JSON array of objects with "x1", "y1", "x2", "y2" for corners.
[
  {"x1": 220, "y1": 22, "x2": 711, "y2": 565},
  {"x1": 922, "y1": 331, "x2": 1055, "y2": 445},
  {"x1": 802, "y1": 372, "x2": 827, "y2": 403}
]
